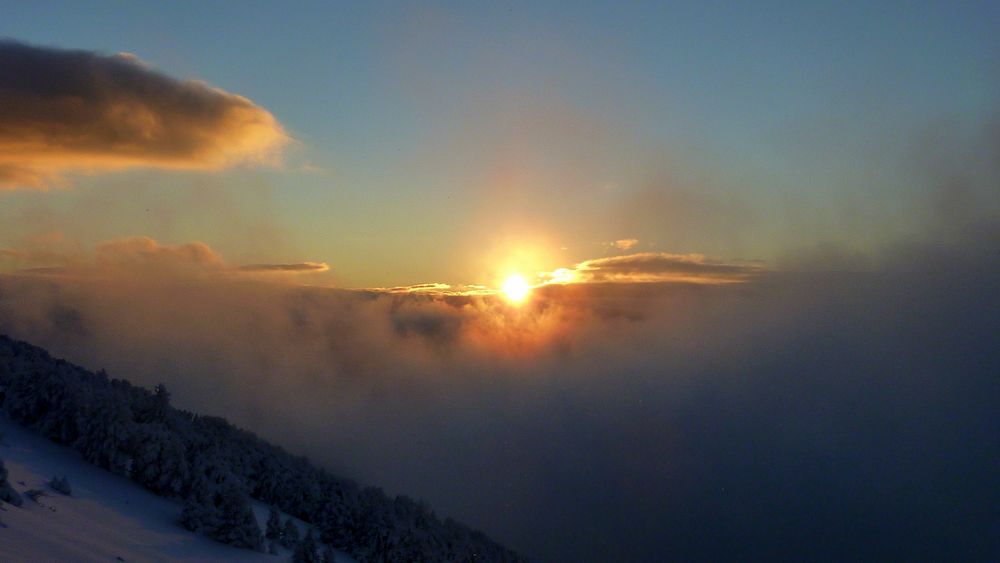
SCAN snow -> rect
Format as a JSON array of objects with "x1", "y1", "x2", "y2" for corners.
[{"x1": 0, "y1": 416, "x2": 352, "y2": 562}]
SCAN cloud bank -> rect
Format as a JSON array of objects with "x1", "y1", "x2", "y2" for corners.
[
  {"x1": 0, "y1": 40, "x2": 288, "y2": 189},
  {"x1": 1, "y1": 227, "x2": 997, "y2": 562}
]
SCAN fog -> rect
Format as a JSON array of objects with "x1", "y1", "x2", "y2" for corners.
[{"x1": 1, "y1": 220, "x2": 998, "y2": 561}]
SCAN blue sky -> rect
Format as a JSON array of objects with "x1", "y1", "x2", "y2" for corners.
[{"x1": 1, "y1": 1, "x2": 997, "y2": 285}]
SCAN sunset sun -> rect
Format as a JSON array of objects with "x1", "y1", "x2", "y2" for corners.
[{"x1": 501, "y1": 273, "x2": 531, "y2": 304}]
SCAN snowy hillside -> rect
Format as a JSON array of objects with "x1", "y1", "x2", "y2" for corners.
[
  {"x1": 0, "y1": 415, "x2": 301, "y2": 561},
  {"x1": 0, "y1": 415, "x2": 354, "y2": 562},
  {"x1": 0, "y1": 335, "x2": 521, "y2": 562}
]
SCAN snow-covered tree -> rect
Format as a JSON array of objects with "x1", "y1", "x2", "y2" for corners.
[
  {"x1": 0, "y1": 458, "x2": 23, "y2": 506},
  {"x1": 49, "y1": 475, "x2": 72, "y2": 495},
  {"x1": 210, "y1": 484, "x2": 263, "y2": 551},
  {"x1": 180, "y1": 482, "x2": 216, "y2": 533},
  {"x1": 266, "y1": 505, "x2": 282, "y2": 540},
  {"x1": 292, "y1": 527, "x2": 320, "y2": 563},
  {"x1": 281, "y1": 517, "x2": 301, "y2": 548}
]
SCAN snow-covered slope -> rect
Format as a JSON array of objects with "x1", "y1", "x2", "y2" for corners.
[{"x1": 0, "y1": 415, "x2": 348, "y2": 562}]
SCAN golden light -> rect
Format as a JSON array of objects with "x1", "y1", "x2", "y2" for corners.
[{"x1": 501, "y1": 273, "x2": 531, "y2": 304}]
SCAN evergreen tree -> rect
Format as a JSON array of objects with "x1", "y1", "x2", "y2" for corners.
[
  {"x1": 179, "y1": 476, "x2": 216, "y2": 533},
  {"x1": 49, "y1": 475, "x2": 72, "y2": 495},
  {"x1": 180, "y1": 494, "x2": 214, "y2": 533},
  {"x1": 281, "y1": 517, "x2": 300, "y2": 548},
  {"x1": 210, "y1": 484, "x2": 263, "y2": 551},
  {"x1": 0, "y1": 458, "x2": 23, "y2": 507},
  {"x1": 292, "y1": 527, "x2": 320, "y2": 563},
  {"x1": 266, "y1": 505, "x2": 282, "y2": 540}
]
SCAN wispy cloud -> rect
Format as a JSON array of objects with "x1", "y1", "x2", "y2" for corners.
[
  {"x1": 0, "y1": 236, "x2": 327, "y2": 279},
  {"x1": 368, "y1": 282, "x2": 492, "y2": 295},
  {"x1": 378, "y1": 282, "x2": 454, "y2": 293},
  {"x1": 237, "y1": 262, "x2": 330, "y2": 273},
  {"x1": 0, "y1": 40, "x2": 288, "y2": 189},
  {"x1": 612, "y1": 238, "x2": 639, "y2": 251},
  {"x1": 541, "y1": 252, "x2": 765, "y2": 285},
  {"x1": 96, "y1": 237, "x2": 226, "y2": 272}
]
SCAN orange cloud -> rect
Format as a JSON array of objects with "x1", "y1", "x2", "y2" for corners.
[
  {"x1": 541, "y1": 252, "x2": 765, "y2": 285},
  {"x1": 1, "y1": 236, "x2": 327, "y2": 279},
  {"x1": 0, "y1": 40, "x2": 288, "y2": 189},
  {"x1": 0, "y1": 232, "x2": 84, "y2": 269},
  {"x1": 237, "y1": 262, "x2": 330, "y2": 273},
  {"x1": 379, "y1": 282, "x2": 454, "y2": 293},
  {"x1": 612, "y1": 238, "x2": 639, "y2": 251},
  {"x1": 368, "y1": 283, "x2": 492, "y2": 295},
  {"x1": 95, "y1": 237, "x2": 226, "y2": 273}
]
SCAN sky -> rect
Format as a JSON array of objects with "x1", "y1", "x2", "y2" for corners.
[
  {"x1": 1, "y1": 1, "x2": 997, "y2": 287},
  {"x1": 1, "y1": 3, "x2": 999, "y2": 562}
]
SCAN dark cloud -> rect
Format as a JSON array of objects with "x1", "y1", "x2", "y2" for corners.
[
  {"x1": 389, "y1": 299, "x2": 467, "y2": 344},
  {"x1": 0, "y1": 40, "x2": 288, "y2": 189}
]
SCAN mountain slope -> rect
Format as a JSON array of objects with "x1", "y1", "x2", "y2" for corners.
[
  {"x1": 0, "y1": 334, "x2": 525, "y2": 562},
  {"x1": 0, "y1": 415, "x2": 284, "y2": 561}
]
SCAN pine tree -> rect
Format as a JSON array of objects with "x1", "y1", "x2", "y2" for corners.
[
  {"x1": 179, "y1": 474, "x2": 218, "y2": 533},
  {"x1": 180, "y1": 497, "x2": 209, "y2": 532},
  {"x1": 266, "y1": 505, "x2": 282, "y2": 540},
  {"x1": 49, "y1": 475, "x2": 72, "y2": 495},
  {"x1": 0, "y1": 458, "x2": 23, "y2": 507},
  {"x1": 210, "y1": 484, "x2": 263, "y2": 551},
  {"x1": 292, "y1": 527, "x2": 320, "y2": 563},
  {"x1": 281, "y1": 516, "x2": 301, "y2": 548}
]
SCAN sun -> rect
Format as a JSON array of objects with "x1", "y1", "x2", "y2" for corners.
[{"x1": 501, "y1": 273, "x2": 531, "y2": 304}]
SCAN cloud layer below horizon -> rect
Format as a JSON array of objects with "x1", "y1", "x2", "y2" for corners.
[
  {"x1": 0, "y1": 224, "x2": 998, "y2": 562},
  {"x1": 0, "y1": 40, "x2": 288, "y2": 189}
]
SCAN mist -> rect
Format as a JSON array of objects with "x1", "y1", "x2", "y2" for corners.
[{"x1": 1, "y1": 218, "x2": 998, "y2": 561}]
